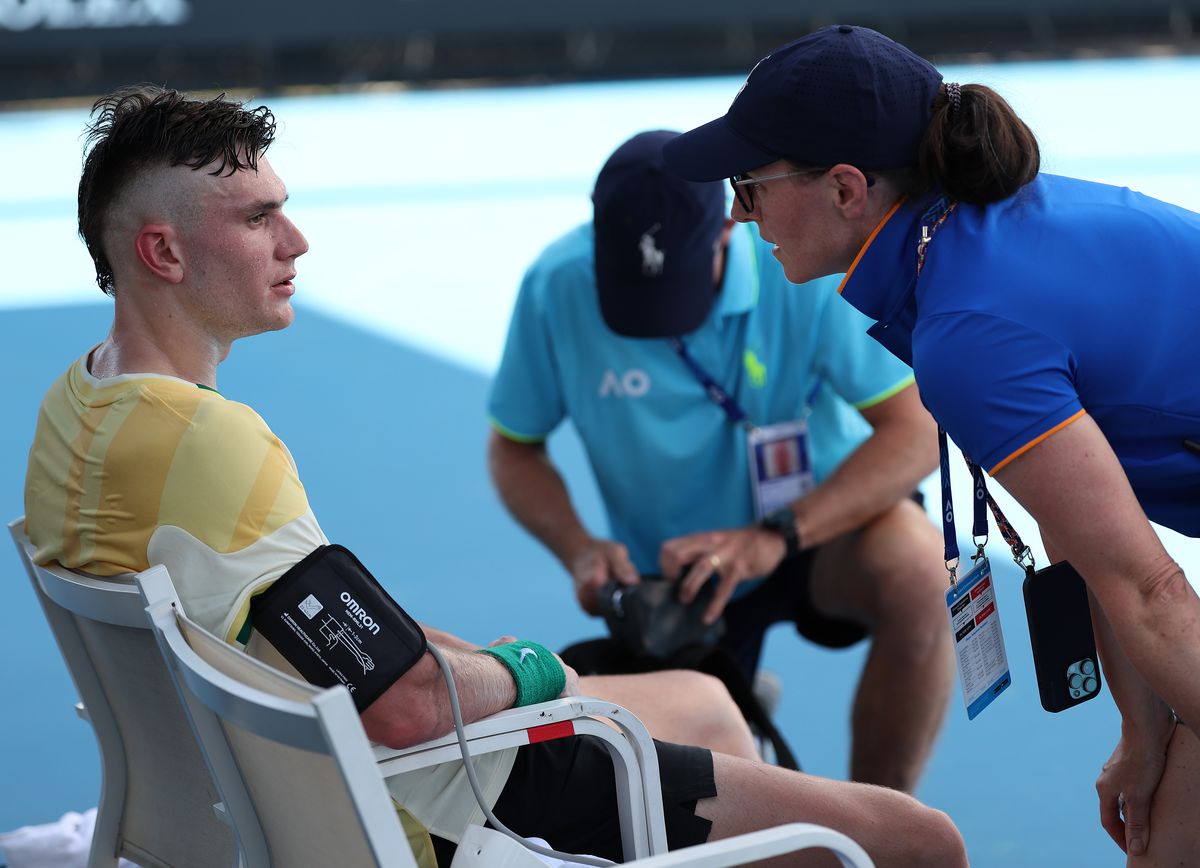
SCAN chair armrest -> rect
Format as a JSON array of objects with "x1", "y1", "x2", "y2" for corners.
[
  {"x1": 373, "y1": 696, "x2": 667, "y2": 859},
  {"x1": 371, "y1": 696, "x2": 651, "y2": 764},
  {"x1": 618, "y1": 823, "x2": 875, "y2": 868},
  {"x1": 449, "y1": 823, "x2": 875, "y2": 868}
]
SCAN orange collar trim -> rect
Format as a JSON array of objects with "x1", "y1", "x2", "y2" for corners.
[{"x1": 837, "y1": 196, "x2": 908, "y2": 295}]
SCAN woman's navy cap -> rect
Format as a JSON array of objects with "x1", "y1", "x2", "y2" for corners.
[
  {"x1": 593, "y1": 130, "x2": 726, "y2": 338},
  {"x1": 664, "y1": 25, "x2": 943, "y2": 181}
]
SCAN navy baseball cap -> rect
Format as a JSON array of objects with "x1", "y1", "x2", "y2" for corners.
[
  {"x1": 593, "y1": 130, "x2": 726, "y2": 338},
  {"x1": 664, "y1": 25, "x2": 943, "y2": 181}
]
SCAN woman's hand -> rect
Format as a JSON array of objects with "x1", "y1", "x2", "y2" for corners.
[{"x1": 1096, "y1": 712, "x2": 1178, "y2": 855}]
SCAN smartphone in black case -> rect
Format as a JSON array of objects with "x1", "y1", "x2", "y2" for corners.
[{"x1": 1022, "y1": 560, "x2": 1103, "y2": 713}]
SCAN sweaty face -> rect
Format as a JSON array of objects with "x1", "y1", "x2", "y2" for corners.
[{"x1": 180, "y1": 155, "x2": 308, "y2": 342}]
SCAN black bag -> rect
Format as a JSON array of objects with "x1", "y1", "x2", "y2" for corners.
[
  {"x1": 560, "y1": 636, "x2": 800, "y2": 771},
  {"x1": 595, "y1": 576, "x2": 724, "y2": 660}
]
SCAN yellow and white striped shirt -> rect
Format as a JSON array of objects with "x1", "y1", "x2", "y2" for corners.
[
  {"x1": 25, "y1": 352, "x2": 324, "y2": 643},
  {"x1": 25, "y1": 353, "x2": 515, "y2": 849}
]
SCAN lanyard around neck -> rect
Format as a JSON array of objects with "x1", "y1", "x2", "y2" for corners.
[
  {"x1": 668, "y1": 337, "x2": 749, "y2": 427},
  {"x1": 668, "y1": 338, "x2": 823, "y2": 431}
]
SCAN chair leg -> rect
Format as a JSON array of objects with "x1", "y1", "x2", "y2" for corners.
[{"x1": 87, "y1": 767, "x2": 123, "y2": 868}]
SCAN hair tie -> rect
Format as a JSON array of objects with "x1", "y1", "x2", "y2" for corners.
[{"x1": 946, "y1": 82, "x2": 962, "y2": 114}]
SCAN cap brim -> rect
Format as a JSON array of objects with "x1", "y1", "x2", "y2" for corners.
[
  {"x1": 662, "y1": 115, "x2": 780, "y2": 181},
  {"x1": 598, "y1": 276, "x2": 714, "y2": 338}
]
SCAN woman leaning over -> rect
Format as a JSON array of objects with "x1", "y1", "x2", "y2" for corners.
[{"x1": 665, "y1": 24, "x2": 1200, "y2": 865}]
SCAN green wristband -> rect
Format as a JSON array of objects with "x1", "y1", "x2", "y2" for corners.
[{"x1": 477, "y1": 641, "x2": 565, "y2": 707}]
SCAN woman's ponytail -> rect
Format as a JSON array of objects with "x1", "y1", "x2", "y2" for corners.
[{"x1": 918, "y1": 83, "x2": 1040, "y2": 204}]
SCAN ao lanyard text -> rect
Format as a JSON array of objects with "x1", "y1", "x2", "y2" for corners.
[{"x1": 938, "y1": 426, "x2": 1035, "y2": 586}]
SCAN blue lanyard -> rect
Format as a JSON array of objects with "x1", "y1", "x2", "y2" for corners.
[
  {"x1": 668, "y1": 338, "x2": 823, "y2": 430},
  {"x1": 668, "y1": 337, "x2": 749, "y2": 426},
  {"x1": 938, "y1": 426, "x2": 1034, "y2": 584}
]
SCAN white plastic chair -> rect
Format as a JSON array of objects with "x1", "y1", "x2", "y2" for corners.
[
  {"x1": 138, "y1": 565, "x2": 667, "y2": 864},
  {"x1": 141, "y1": 567, "x2": 874, "y2": 868},
  {"x1": 453, "y1": 822, "x2": 874, "y2": 867},
  {"x1": 9, "y1": 517, "x2": 240, "y2": 868},
  {"x1": 11, "y1": 513, "x2": 662, "y2": 863}
]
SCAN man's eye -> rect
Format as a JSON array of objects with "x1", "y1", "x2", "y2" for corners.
[{"x1": 249, "y1": 213, "x2": 265, "y2": 225}]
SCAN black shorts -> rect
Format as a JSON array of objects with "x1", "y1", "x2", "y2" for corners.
[
  {"x1": 722, "y1": 490, "x2": 925, "y2": 675},
  {"x1": 722, "y1": 547, "x2": 870, "y2": 677},
  {"x1": 430, "y1": 736, "x2": 715, "y2": 866}
]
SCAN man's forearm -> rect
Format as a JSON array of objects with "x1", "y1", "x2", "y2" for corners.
[
  {"x1": 419, "y1": 623, "x2": 479, "y2": 651},
  {"x1": 792, "y1": 389, "x2": 938, "y2": 549},
  {"x1": 361, "y1": 645, "x2": 516, "y2": 748},
  {"x1": 487, "y1": 429, "x2": 591, "y2": 565}
]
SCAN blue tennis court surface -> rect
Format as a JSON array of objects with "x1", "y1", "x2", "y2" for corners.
[{"x1": 3, "y1": 56, "x2": 1199, "y2": 867}]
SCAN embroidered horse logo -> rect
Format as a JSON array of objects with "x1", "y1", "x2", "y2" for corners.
[{"x1": 639, "y1": 223, "x2": 664, "y2": 276}]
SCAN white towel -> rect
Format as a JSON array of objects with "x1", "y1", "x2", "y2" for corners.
[{"x1": 0, "y1": 809, "x2": 135, "y2": 868}]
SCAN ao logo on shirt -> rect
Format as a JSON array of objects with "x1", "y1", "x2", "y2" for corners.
[{"x1": 599, "y1": 369, "x2": 650, "y2": 398}]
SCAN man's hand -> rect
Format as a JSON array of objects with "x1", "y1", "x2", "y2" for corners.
[
  {"x1": 1096, "y1": 713, "x2": 1177, "y2": 855},
  {"x1": 556, "y1": 653, "x2": 582, "y2": 698},
  {"x1": 566, "y1": 536, "x2": 640, "y2": 615},
  {"x1": 660, "y1": 526, "x2": 787, "y2": 624}
]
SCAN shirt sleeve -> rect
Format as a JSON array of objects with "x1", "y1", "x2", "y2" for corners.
[
  {"x1": 814, "y1": 286, "x2": 917, "y2": 409},
  {"x1": 913, "y1": 311, "x2": 1084, "y2": 474},
  {"x1": 147, "y1": 397, "x2": 328, "y2": 643},
  {"x1": 487, "y1": 256, "x2": 569, "y2": 442}
]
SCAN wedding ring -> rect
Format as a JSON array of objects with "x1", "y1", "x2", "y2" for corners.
[{"x1": 708, "y1": 553, "x2": 722, "y2": 571}]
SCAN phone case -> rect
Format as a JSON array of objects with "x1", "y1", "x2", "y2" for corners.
[{"x1": 1022, "y1": 560, "x2": 1103, "y2": 713}]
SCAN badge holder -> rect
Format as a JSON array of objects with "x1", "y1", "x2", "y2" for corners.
[
  {"x1": 668, "y1": 337, "x2": 818, "y2": 522},
  {"x1": 939, "y1": 428, "x2": 1012, "y2": 720},
  {"x1": 746, "y1": 417, "x2": 815, "y2": 520},
  {"x1": 938, "y1": 428, "x2": 1103, "y2": 717}
]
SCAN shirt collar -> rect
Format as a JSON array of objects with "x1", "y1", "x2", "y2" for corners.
[
  {"x1": 713, "y1": 221, "x2": 756, "y2": 319},
  {"x1": 837, "y1": 190, "x2": 944, "y2": 365}
]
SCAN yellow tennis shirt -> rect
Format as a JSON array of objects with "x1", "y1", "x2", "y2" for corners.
[{"x1": 24, "y1": 352, "x2": 515, "y2": 847}]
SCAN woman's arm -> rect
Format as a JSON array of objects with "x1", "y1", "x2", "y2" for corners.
[{"x1": 994, "y1": 413, "x2": 1199, "y2": 728}]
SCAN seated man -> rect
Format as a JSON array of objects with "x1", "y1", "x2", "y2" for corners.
[
  {"x1": 489, "y1": 130, "x2": 953, "y2": 792},
  {"x1": 23, "y1": 85, "x2": 968, "y2": 868}
]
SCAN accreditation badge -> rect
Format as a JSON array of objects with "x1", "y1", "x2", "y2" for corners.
[
  {"x1": 946, "y1": 556, "x2": 1012, "y2": 720},
  {"x1": 746, "y1": 419, "x2": 814, "y2": 521}
]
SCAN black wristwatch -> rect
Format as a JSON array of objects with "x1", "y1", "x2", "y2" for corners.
[{"x1": 760, "y1": 507, "x2": 801, "y2": 559}]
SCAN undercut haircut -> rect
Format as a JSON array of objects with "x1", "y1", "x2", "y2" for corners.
[{"x1": 77, "y1": 85, "x2": 277, "y2": 296}]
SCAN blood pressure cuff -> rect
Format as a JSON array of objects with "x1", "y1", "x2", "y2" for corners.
[{"x1": 249, "y1": 544, "x2": 427, "y2": 712}]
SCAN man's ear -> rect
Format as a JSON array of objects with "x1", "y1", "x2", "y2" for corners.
[
  {"x1": 134, "y1": 223, "x2": 185, "y2": 284},
  {"x1": 827, "y1": 164, "x2": 874, "y2": 219}
]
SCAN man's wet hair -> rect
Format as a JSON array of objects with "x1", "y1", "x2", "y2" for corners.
[{"x1": 77, "y1": 85, "x2": 277, "y2": 296}]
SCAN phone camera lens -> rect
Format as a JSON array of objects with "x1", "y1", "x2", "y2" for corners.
[{"x1": 1081, "y1": 659, "x2": 1095, "y2": 675}]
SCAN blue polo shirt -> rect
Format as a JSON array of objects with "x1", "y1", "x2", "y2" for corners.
[
  {"x1": 840, "y1": 173, "x2": 1200, "y2": 538},
  {"x1": 489, "y1": 220, "x2": 915, "y2": 575}
]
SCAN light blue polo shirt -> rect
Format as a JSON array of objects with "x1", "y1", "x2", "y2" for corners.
[{"x1": 489, "y1": 221, "x2": 916, "y2": 575}]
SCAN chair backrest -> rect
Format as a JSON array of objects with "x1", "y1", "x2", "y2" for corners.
[
  {"x1": 139, "y1": 567, "x2": 417, "y2": 868},
  {"x1": 9, "y1": 518, "x2": 238, "y2": 868}
]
